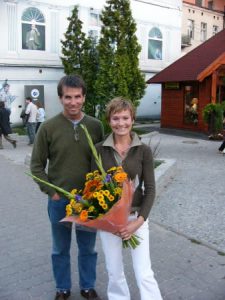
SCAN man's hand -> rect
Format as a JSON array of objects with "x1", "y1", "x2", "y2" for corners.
[{"x1": 51, "y1": 193, "x2": 60, "y2": 201}]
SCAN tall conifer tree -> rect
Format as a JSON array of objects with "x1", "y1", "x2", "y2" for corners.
[
  {"x1": 61, "y1": 6, "x2": 85, "y2": 76},
  {"x1": 61, "y1": 6, "x2": 99, "y2": 116},
  {"x1": 95, "y1": 0, "x2": 146, "y2": 110}
]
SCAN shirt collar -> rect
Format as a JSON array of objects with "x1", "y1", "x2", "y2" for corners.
[{"x1": 103, "y1": 131, "x2": 142, "y2": 149}]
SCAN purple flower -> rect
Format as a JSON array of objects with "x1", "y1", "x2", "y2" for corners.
[
  {"x1": 105, "y1": 174, "x2": 111, "y2": 182},
  {"x1": 75, "y1": 195, "x2": 82, "y2": 202}
]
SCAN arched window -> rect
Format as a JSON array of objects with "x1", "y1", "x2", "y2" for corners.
[
  {"x1": 148, "y1": 27, "x2": 162, "y2": 60},
  {"x1": 21, "y1": 7, "x2": 45, "y2": 51}
]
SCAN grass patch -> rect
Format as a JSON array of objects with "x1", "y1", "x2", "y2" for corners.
[
  {"x1": 132, "y1": 127, "x2": 148, "y2": 135},
  {"x1": 12, "y1": 126, "x2": 26, "y2": 136},
  {"x1": 154, "y1": 160, "x2": 163, "y2": 169}
]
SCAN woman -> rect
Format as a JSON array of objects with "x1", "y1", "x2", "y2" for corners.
[
  {"x1": 94, "y1": 97, "x2": 163, "y2": 300},
  {"x1": 0, "y1": 101, "x2": 16, "y2": 149},
  {"x1": 35, "y1": 100, "x2": 45, "y2": 133}
]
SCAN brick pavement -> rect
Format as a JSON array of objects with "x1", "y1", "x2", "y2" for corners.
[{"x1": 0, "y1": 134, "x2": 225, "y2": 300}]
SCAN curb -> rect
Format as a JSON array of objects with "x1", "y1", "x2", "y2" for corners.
[
  {"x1": 155, "y1": 158, "x2": 177, "y2": 196},
  {"x1": 25, "y1": 153, "x2": 31, "y2": 166}
]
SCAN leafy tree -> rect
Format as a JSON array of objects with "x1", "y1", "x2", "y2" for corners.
[
  {"x1": 61, "y1": 6, "x2": 99, "y2": 116},
  {"x1": 82, "y1": 37, "x2": 100, "y2": 116},
  {"x1": 61, "y1": 6, "x2": 86, "y2": 76},
  {"x1": 95, "y1": 0, "x2": 146, "y2": 112}
]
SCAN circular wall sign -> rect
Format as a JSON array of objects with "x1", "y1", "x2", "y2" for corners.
[{"x1": 31, "y1": 89, "x2": 40, "y2": 98}]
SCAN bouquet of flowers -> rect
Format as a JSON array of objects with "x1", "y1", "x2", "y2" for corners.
[{"x1": 28, "y1": 125, "x2": 140, "y2": 249}]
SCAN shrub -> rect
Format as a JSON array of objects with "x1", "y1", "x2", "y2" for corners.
[{"x1": 202, "y1": 103, "x2": 223, "y2": 135}]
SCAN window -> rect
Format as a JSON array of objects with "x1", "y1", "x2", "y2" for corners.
[
  {"x1": 89, "y1": 12, "x2": 100, "y2": 26},
  {"x1": 88, "y1": 10, "x2": 101, "y2": 42},
  {"x1": 184, "y1": 85, "x2": 199, "y2": 125},
  {"x1": 196, "y1": 0, "x2": 202, "y2": 6},
  {"x1": 212, "y1": 25, "x2": 218, "y2": 36},
  {"x1": 187, "y1": 19, "x2": 194, "y2": 39},
  {"x1": 21, "y1": 7, "x2": 45, "y2": 50},
  {"x1": 208, "y1": 1, "x2": 214, "y2": 9},
  {"x1": 88, "y1": 30, "x2": 99, "y2": 43},
  {"x1": 148, "y1": 27, "x2": 162, "y2": 60},
  {"x1": 200, "y1": 22, "x2": 207, "y2": 41}
]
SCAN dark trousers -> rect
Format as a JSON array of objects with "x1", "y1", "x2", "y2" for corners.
[{"x1": 218, "y1": 140, "x2": 225, "y2": 152}]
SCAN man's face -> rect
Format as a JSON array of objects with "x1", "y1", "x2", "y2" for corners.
[
  {"x1": 60, "y1": 86, "x2": 85, "y2": 120},
  {"x1": 4, "y1": 85, "x2": 9, "y2": 93}
]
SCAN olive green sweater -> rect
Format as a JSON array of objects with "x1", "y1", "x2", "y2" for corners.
[
  {"x1": 94, "y1": 132, "x2": 156, "y2": 220},
  {"x1": 30, "y1": 113, "x2": 103, "y2": 197}
]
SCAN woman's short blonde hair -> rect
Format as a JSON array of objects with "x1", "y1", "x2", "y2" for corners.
[{"x1": 106, "y1": 97, "x2": 136, "y2": 122}]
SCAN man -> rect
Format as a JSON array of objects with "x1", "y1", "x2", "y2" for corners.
[
  {"x1": 25, "y1": 97, "x2": 38, "y2": 145},
  {"x1": 26, "y1": 23, "x2": 40, "y2": 50},
  {"x1": 0, "y1": 81, "x2": 16, "y2": 114},
  {"x1": 30, "y1": 75, "x2": 103, "y2": 300}
]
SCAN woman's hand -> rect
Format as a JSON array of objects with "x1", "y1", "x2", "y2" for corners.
[{"x1": 118, "y1": 216, "x2": 144, "y2": 240}]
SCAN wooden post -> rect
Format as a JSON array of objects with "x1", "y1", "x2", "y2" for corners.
[{"x1": 211, "y1": 71, "x2": 217, "y2": 103}]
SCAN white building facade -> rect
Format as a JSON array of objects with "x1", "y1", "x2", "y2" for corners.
[{"x1": 0, "y1": 0, "x2": 182, "y2": 124}]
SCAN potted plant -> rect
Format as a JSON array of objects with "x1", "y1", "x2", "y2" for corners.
[{"x1": 202, "y1": 103, "x2": 223, "y2": 140}]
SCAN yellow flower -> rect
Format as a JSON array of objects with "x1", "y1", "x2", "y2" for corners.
[
  {"x1": 93, "y1": 191, "x2": 99, "y2": 198},
  {"x1": 88, "y1": 206, "x2": 95, "y2": 212},
  {"x1": 103, "y1": 190, "x2": 110, "y2": 197},
  {"x1": 66, "y1": 204, "x2": 72, "y2": 216},
  {"x1": 97, "y1": 194, "x2": 104, "y2": 201},
  {"x1": 86, "y1": 172, "x2": 93, "y2": 180},
  {"x1": 74, "y1": 203, "x2": 83, "y2": 213},
  {"x1": 107, "y1": 167, "x2": 116, "y2": 172},
  {"x1": 114, "y1": 187, "x2": 122, "y2": 195},
  {"x1": 108, "y1": 195, "x2": 115, "y2": 201},
  {"x1": 102, "y1": 203, "x2": 108, "y2": 210},
  {"x1": 93, "y1": 170, "x2": 100, "y2": 176},
  {"x1": 94, "y1": 175, "x2": 102, "y2": 181},
  {"x1": 70, "y1": 199, "x2": 76, "y2": 208},
  {"x1": 70, "y1": 189, "x2": 77, "y2": 196},
  {"x1": 116, "y1": 166, "x2": 123, "y2": 172},
  {"x1": 99, "y1": 199, "x2": 105, "y2": 206}
]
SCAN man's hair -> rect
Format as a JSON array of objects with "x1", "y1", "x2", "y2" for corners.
[
  {"x1": 57, "y1": 75, "x2": 86, "y2": 98},
  {"x1": 0, "y1": 101, "x2": 5, "y2": 108},
  {"x1": 26, "y1": 97, "x2": 32, "y2": 102},
  {"x1": 106, "y1": 96, "x2": 136, "y2": 122}
]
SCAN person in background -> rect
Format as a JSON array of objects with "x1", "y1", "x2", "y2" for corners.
[
  {"x1": 94, "y1": 97, "x2": 163, "y2": 300},
  {"x1": 0, "y1": 101, "x2": 17, "y2": 149},
  {"x1": 0, "y1": 80, "x2": 16, "y2": 114},
  {"x1": 35, "y1": 100, "x2": 45, "y2": 133},
  {"x1": 30, "y1": 75, "x2": 104, "y2": 300},
  {"x1": 25, "y1": 97, "x2": 38, "y2": 145},
  {"x1": 218, "y1": 112, "x2": 225, "y2": 154}
]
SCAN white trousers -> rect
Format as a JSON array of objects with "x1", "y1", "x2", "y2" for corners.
[{"x1": 100, "y1": 215, "x2": 163, "y2": 300}]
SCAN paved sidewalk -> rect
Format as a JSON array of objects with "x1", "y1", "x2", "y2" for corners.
[{"x1": 0, "y1": 132, "x2": 225, "y2": 300}]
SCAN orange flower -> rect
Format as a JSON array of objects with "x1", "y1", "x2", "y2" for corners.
[
  {"x1": 80, "y1": 210, "x2": 88, "y2": 221},
  {"x1": 83, "y1": 179, "x2": 103, "y2": 199},
  {"x1": 114, "y1": 172, "x2": 127, "y2": 183}
]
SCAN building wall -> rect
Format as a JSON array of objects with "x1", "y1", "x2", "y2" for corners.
[
  {"x1": 182, "y1": 1, "x2": 224, "y2": 55},
  {"x1": 161, "y1": 80, "x2": 211, "y2": 132},
  {"x1": 0, "y1": 0, "x2": 182, "y2": 124},
  {"x1": 184, "y1": 0, "x2": 225, "y2": 11}
]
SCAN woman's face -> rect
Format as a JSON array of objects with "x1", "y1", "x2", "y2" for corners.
[{"x1": 109, "y1": 109, "x2": 133, "y2": 137}]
